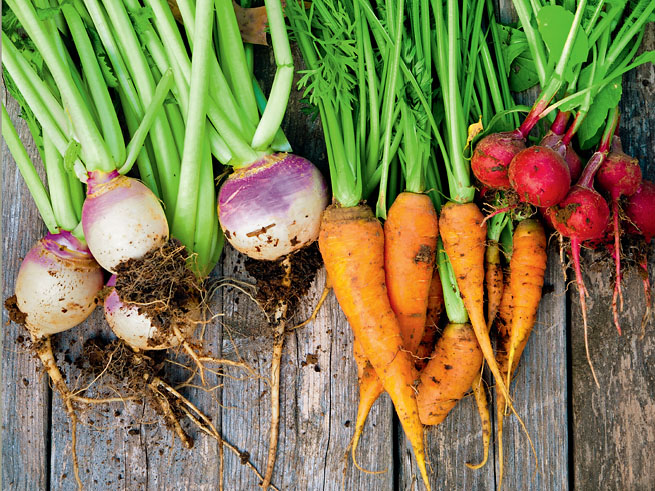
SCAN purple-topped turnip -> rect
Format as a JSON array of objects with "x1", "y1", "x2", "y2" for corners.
[
  {"x1": 218, "y1": 153, "x2": 328, "y2": 260},
  {"x1": 14, "y1": 231, "x2": 104, "y2": 338}
]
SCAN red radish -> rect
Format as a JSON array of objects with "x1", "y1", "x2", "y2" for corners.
[
  {"x1": 14, "y1": 231, "x2": 104, "y2": 339},
  {"x1": 625, "y1": 180, "x2": 655, "y2": 332},
  {"x1": 82, "y1": 170, "x2": 169, "y2": 273},
  {"x1": 625, "y1": 180, "x2": 655, "y2": 242},
  {"x1": 545, "y1": 108, "x2": 619, "y2": 385},
  {"x1": 471, "y1": 131, "x2": 526, "y2": 189},
  {"x1": 509, "y1": 146, "x2": 571, "y2": 207},
  {"x1": 540, "y1": 111, "x2": 583, "y2": 182},
  {"x1": 595, "y1": 138, "x2": 643, "y2": 334}
]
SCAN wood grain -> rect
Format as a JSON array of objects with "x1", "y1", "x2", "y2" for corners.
[
  {"x1": 2, "y1": 93, "x2": 51, "y2": 491},
  {"x1": 571, "y1": 23, "x2": 655, "y2": 491}
]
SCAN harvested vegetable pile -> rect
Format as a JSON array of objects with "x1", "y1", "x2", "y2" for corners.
[{"x1": 2, "y1": 0, "x2": 654, "y2": 489}]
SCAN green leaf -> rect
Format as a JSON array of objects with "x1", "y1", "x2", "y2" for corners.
[
  {"x1": 497, "y1": 24, "x2": 530, "y2": 77},
  {"x1": 509, "y1": 52, "x2": 540, "y2": 92},
  {"x1": 63, "y1": 140, "x2": 82, "y2": 172},
  {"x1": 578, "y1": 78, "x2": 622, "y2": 149},
  {"x1": 86, "y1": 27, "x2": 119, "y2": 89},
  {"x1": 537, "y1": 5, "x2": 589, "y2": 82}
]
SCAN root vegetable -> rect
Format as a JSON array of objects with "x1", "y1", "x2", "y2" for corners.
[
  {"x1": 217, "y1": 153, "x2": 328, "y2": 261},
  {"x1": 471, "y1": 131, "x2": 526, "y2": 189},
  {"x1": 319, "y1": 204, "x2": 429, "y2": 489},
  {"x1": 14, "y1": 231, "x2": 104, "y2": 338},
  {"x1": 508, "y1": 146, "x2": 571, "y2": 207},
  {"x1": 82, "y1": 170, "x2": 169, "y2": 273}
]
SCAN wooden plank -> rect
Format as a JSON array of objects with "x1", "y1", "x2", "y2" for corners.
[
  {"x1": 495, "y1": 241, "x2": 569, "y2": 490},
  {"x1": 219, "y1": 250, "x2": 395, "y2": 490},
  {"x1": 2, "y1": 95, "x2": 51, "y2": 491},
  {"x1": 571, "y1": 23, "x2": 655, "y2": 490}
]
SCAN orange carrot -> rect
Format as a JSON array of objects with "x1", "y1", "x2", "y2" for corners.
[
  {"x1": 415, "y1": 268, "x2": 444, "y2": 371},
  {"x1": 485, "y1": 239, "x2": 504, "y2": 330},
  {"x1": 438, "y1": 202, "x2": 513, "y2": 408},
  {"x1": 504, "y1": 219, "x2": 548, "y2": 389},
  {"x1": 494, "y1": 274, "x2": 513, "y2": 484},
  {"x1": 385, "y1": 192, "x2": 439, "y2": 352},
  {"x1": 467, "y1": 372, "x2": 491, "y2": 470},
  {"x1": 350, "y1": 193, "x2": 437, "y2": 470},
  {"x1": 319, "y1": 204, "x2": 429, "y2": 490},
  {"x1": 416, "y1": 322, "x2": 483, "y2": 425},
  {"x1": 495, "y1": 218, "x2": 546, "y2": 486}
]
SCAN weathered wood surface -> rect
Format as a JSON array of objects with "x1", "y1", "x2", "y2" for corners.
[
  {"x1": 571, "y1": 24, "x2": 655, "y2": 491},
  {"x1": 2, "y1": 15, "x2": 655, "y2": 491}
]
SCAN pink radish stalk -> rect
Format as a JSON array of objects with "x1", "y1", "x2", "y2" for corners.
[{"x1": 595, "y1": 136, "x2": 643, "y2": 334}]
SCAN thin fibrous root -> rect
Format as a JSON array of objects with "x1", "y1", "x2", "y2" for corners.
[
  {"x1": 36, "y1": 337, "x2": 83, "y2": 490},
  {"x1": 150, "y1": 376, "x2": 278, "y2": 490},
  {"x1": 150, "y1": 382, "x2": 194, "y2": 449},
  {"x1": 289, "y1": 275, "x2": 330, "y2": 331}
]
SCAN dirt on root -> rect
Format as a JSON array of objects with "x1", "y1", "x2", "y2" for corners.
[
  {"x1": 243, "y1": 243, "x2": 323, "y2": 317},
  {"x1": 114, "y1": 239, "x2": 202, "y2": 339},
  {"x1": 4, "y1": 295, "x2": 27, "y2": 326}
]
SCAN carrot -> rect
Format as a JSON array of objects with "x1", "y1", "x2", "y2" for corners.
[
  {"x1": 384, "y1": 192, "x2": 439, "y2": 352},
  {"x1": 495, "y1": 218, "x2": 546, "y2": 486},
  {"x1": 494, "y1": 274, "x2": 513, "y2": 485},
  {"x1": 416, "y1": 322, "x2": 483, "y2": 425},
  {"x1": 319, "y1": 204, "x2": 429, "y2": 490},
  {"x1": 416, "y1": 268, "x2": 444, "y2": 371},
  {"x1": 504, "y1": 219, "x2": 548, "y2": 390},
  {"x1": 466, "y1": 372, "x2": 491, "y2": 470},
  {"x1": 438, "y1": 201, "x2": 513, "y2": 408},
  {"x1": 485, "y1": 239, "x2": 504, "y2": 330}
]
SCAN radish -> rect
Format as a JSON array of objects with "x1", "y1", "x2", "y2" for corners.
[
  {"x1": 509, "y1": 146, "x2": 571, "y2": 207},
  {"x1": 625, "y1": 180, "x2": 655, "y2": 332},
  {"x1": 540, "y1": 111, "x2": 583, "y2": 182},
  {"x1": 471, "y1": 131, "x2": 526, "y2": 189},
  {"x1": 217, "y1": 154, "x2": 328, "y2": 260},
  {"x1": 546, "y1": 107, "x2": 619, "y2": 386},
  {"x1": 595, "y1": 137, "x2": 643, "y2": 334}
]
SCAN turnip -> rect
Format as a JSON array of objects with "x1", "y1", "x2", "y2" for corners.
[
  {"x1": 218, "y1": 153, "x2": 328, "y2": 260},
  {"x1": 82, "y1": 170, "x2": 169, "y2": 273},
  {"x1": 595, "y1": 137, "x2": 643, "y2": 334},
  {"x1": 104, "y1": 275, "x2": 198, "y2": 350}
]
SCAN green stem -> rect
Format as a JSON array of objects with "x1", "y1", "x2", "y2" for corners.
[
  {"x1": 7, "y1": 0, "x2": 114, "y2": 171},
  {"x1": 118, "y1": 89, "x2": 161, "y2": 197},
  {"x1": 61, "y1": 3, "x2": 125, "y2": 164},
  {"x1": 101, "y1": 0, "x2": 181, "y2": 209},
  {"x1": 375, "y1": 0, "x2": 404, "y2": 219},
  {"x1": 250, "y1": 0, "x2": 293, "y2": 151},
  {"x1": 172, "y1": 0, "x2": 214, "y2": 250},
  {"x1": 512, "y1": 0, "x2": 548, "y2": 85},
  {"x1": 2, "y1": 103, "x2": 59, "y2": 234},
  {"x1": 192, "y1": 140, "x2": 218, "y2": 276},
  {"x1": 43, "y1": 134, "x2": 78, "y2": 232},
  {"x1": 437, "y1": 238, "x2": 469, "y2": 324},
  {"x1": 214, "y1": 0, "x2": 259, "y2": 125},
  {"x1": 120, "y1": 69, "x2": 175, "y2": 175}
]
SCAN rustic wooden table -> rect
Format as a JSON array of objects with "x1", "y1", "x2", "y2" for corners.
[{"x1": 2, "y1": 6, "x2": 655, "y2": 491}]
